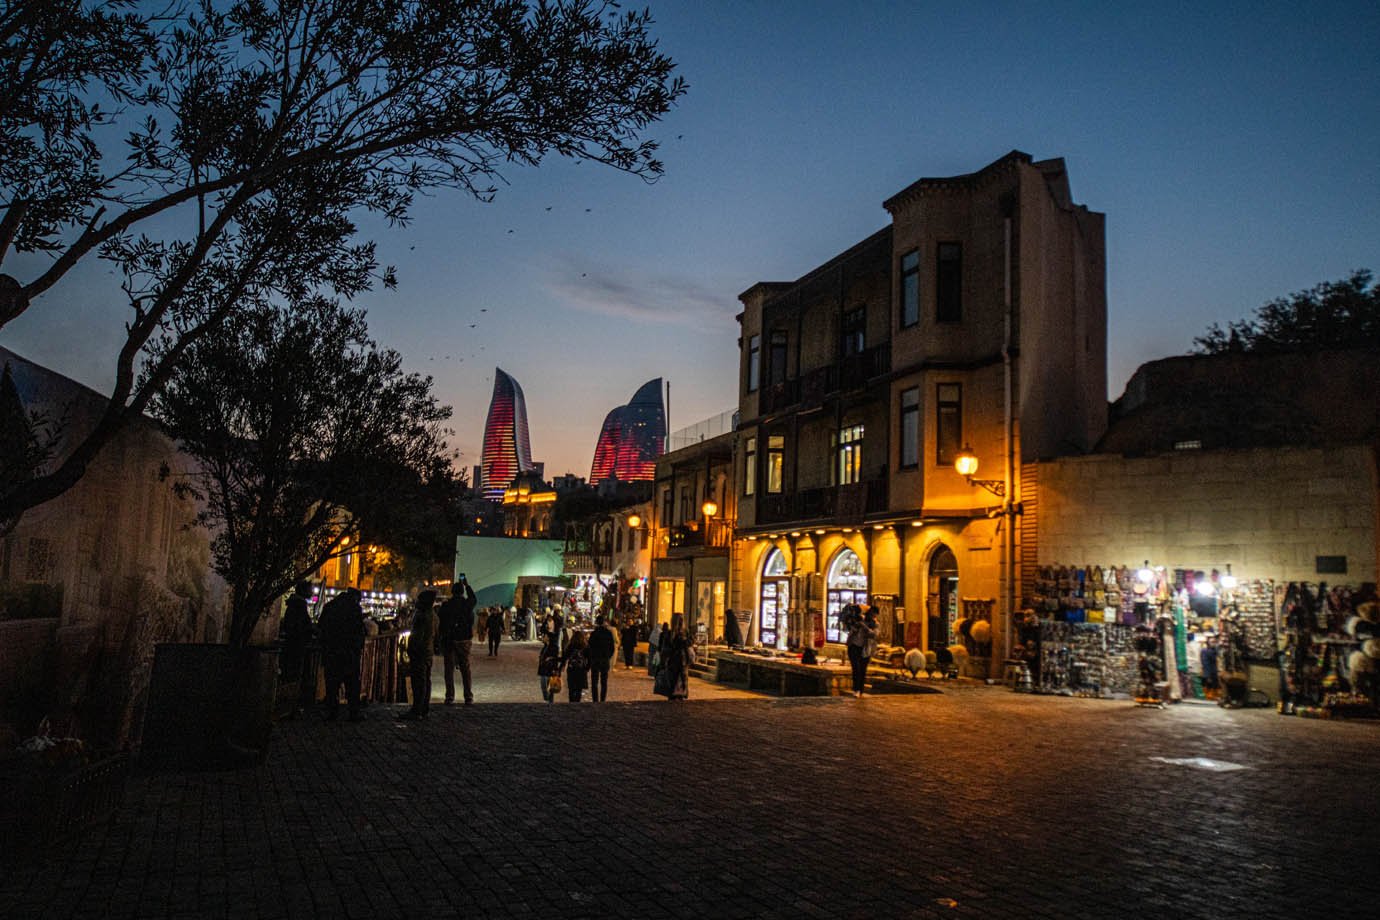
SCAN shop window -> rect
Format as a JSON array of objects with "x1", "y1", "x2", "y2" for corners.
[
  {"x1": 825, "y1": 548, "x2": 868, "y2": 642},
  {"x1": 747, "y1": 334, "x2": 761, "y2": 392},
  {"x1": 766, "y1": 435, "x2": 785, "y2": 494},
  {"x1": 759, "y1": 548, "x2": 790, "y2": 649},
  {"x1": 900, "y1": 387, "x2": 919, "y2": 468},
  {"x1": 695, "y1": 580, "x2": 726, "y2": 644},
  {"x1": 936, "y1": 383, "x2": 961, "y2": 466},
  {"x1": 841, "y1": 306, "x2": 865, "y2": 357},
  {"x1": 768, "y1": 330, "x2": 788, "y2": 386},
  {"x1": 655, "y1": 579, "x2": 685, "y2": 622},
  {"x1": 900, "y1": 249, "x2": 920, "y2": 328},
  {"x1": 744, "y1": 436, "x2": 757, "y2": 496},
  {"x1": 936, "y1": 242, "x2": 962, "y2": 323},
  {"x1": 833, "y1": 424, "x2": 864, "y2": 485}
]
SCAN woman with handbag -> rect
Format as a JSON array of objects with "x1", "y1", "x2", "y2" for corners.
[
  {"x1": 654, "y1": 614, "x2": 692, "y2": 700},
  {"x1": 538, "y1": 632, "x2": 563, "y2": 703},
  {"x1": 562, "y1": 630, "x2": 591, "y2": 702}
]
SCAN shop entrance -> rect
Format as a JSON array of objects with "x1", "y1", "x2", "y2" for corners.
[
  {"x1": 927, "y1": 545, "x2": 958, "y2": 650},
  {"x1": 825, "y1": 548, "x2": 868, "y2": 643},
  {"x1": 695, "y1": 579, "x2": 725, "y2": 645},
  {"x1": 758, "y1": 549, "x2": 789, "y2": 649}
]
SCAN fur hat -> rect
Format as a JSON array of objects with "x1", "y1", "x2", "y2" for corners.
[
  {"x1": 1363, "y1": 638, "x2": 1380, "y2": 659},
  {"x1": 970, "y1": 620, "x2": 992, "y2": 644},
  {"x1": 1349, "y1": 650, "x2": 1375, "y2": 677},
  {"x1": 1357, "y1": 601, "x2": 1379, "y2": 623}
]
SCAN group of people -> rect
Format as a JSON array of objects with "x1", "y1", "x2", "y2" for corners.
[{"x1": 536, "y1": 611, "x2": 694, "y2": 702}]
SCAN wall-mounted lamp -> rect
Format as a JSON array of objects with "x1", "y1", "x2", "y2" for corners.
[
  {"x1": 626, "y1": 514, "x2": 642, "y2": 528},
  {"x1": 954, "y1": 446, "x2": 1006, "y2": 498}
]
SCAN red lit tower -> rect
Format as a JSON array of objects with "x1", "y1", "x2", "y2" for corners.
[{"x1": 480, "y1": 367, "x2": 535, "y2": 500}]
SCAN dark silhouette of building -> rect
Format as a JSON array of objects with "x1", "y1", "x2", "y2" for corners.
[
  {"x1": 590, "y1": 378, "x2": 666, "y2": 485},
  {"x1": 480, "y1": 367, "x2": 536, "y2": 500}
]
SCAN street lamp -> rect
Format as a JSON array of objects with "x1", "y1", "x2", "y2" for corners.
[
  {"x1": 626, "y1": 513, "x2": 641, "y2": 528},
  {"x1": 701, "y1": 500, "x2": 718, "y2": 518},
  {"x1": 953, "y1": 445, "x2": 1006, "y2": 498}
]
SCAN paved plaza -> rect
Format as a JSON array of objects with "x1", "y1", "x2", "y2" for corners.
[{"x1": 3, "y1": 641, "x2": 1378, "y2": 919}]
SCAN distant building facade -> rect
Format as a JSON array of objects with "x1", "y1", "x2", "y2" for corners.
[
  {"x1": 479, "y1": 367, "x2": 536, "y2": 500},
  {"x1": 589, "y1": 378, "x2": 666, "y2": 485}
]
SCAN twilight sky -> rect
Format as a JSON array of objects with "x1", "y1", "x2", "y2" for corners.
[{"x1": 4, "y1": 0, "x2": 1379, "y2": 480}]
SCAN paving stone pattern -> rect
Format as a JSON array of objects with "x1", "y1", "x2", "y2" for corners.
[{"x1": 3, "y1": 642, "x2": 1378, "y2": 919}]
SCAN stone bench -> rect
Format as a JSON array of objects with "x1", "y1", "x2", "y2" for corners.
[{"x1": 713, "y1": 650, "x2": 853, "y2": 696}]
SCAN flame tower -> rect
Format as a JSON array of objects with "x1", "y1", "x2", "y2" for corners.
[
  {"x1": 590, "y1": 378, "x2": 665, "y2": 484},
  {"x1": 480, "y1": 367, "x2": 535, "y2": 500}
]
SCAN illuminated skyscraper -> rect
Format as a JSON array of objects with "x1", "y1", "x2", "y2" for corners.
[
  {"x1": 480, "y1": 367, "x2": 535, "y2": 500},
  {"x1": 590, "y1": 378, "x2": 665, "y2": 484}
]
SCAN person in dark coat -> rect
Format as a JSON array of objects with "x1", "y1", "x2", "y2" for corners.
[
  {"x1": 619, "y1": 613, "x2": 640, "y2": 670},
  {"x1": 844, "y1": 604, "x2": 878, "y2": 698},
  {"x1": 486, "y1": 607, "x2": 505, "y2": 657},
  {"x1": 722, "y1": 607, "x2": 744, "y2": 649},
  {"x1": 654, "y1": 613, "x2": 692, "y2": 700},
  {"x1": 561, "y1": 629, "x2": 591, "y2": 702},
  {"x1": 398, "y1": 590, "x2": 437, "y2": 720},
  {"x1": 280, "y1": 582, "x2": 315, "y2": 716},
  {"x1": 537, "y1": 631, "x2": 563, "y2": 703},
  {"x1": 437, "y1": 576, "x2": 477, "y2": 704},
  {"x1": 318, "y1": 587, "x2": 366, "y2": 721},
  {"x1": 587, "y1": 614, "x2": 616, "y2": 702}
]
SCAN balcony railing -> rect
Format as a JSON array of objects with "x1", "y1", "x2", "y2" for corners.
[
  {"x1": 756, "y1": 477, "x2": 887, "y2": 526},
  {"x1": 666, "y1": 520, "x2": 732, "y2": 551},
  {"x1": 563, "y1": 551, "x2": 611, "y2": 573},
  {"x1": 759, "y1": 343, "x2": 891, "y2": 415}
]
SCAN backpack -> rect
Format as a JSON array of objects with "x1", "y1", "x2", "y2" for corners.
[{"x1": 567, "y1": 648, "x2": 588, "y2": 673}]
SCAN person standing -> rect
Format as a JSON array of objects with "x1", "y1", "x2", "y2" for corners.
[
  {"x1": 538, "y1": 631, "x2": 563, "y2": 703},
  {"x1": 318, "y1": 587, "x2": 366, "y2": 721},
  {"x1": 562, "y1": 630, "x2": 591, "y2": 702},
  {"x1": 647, "y1": 619, "x2": 664, "y2": 676},
  {"x1": 654, "y1": 614, "x2": 692, "y2": 700},
  {"x1": 844, "y1": 603, "x2": 877, "y2": 698},
  {"x1": 722, "y1": 607, "x2": 744, "y2": 650},
  {"x1": 398, "y1": 590, "x2": 438, "y2": 720},
  {"x1": 587, "y1": 614, "x2": 616, "y2": 702},
  {"x1": 619, "y1": 613, "x2": 640, "y2": 670},
  {"x1": 487, "y1": 606, "x2": 505, "y2": 657},
  {"x1": 280, "y1": 582, "x2": 316, "y2": 717},
  {"x1": 438, "y1": 576, "x2": 478, "y2": 704}
]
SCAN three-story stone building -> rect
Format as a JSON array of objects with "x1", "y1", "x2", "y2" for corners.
[{"x1": 731, "y1": 151, "x2": 1107, "y2": 670}]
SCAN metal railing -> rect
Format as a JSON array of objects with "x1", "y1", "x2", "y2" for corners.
[{"x1": 668, "y1": 409, "x2": 739, "y2": 449}]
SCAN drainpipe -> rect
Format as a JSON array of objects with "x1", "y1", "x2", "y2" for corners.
[{"x1": 1002, "y1": 215, "x2": 1016, "y2": 664}]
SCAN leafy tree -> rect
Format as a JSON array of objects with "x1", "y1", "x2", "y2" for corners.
[
  {"x1": 0, "y1": 0, "x2": 684, "y2": 523},
  {"x1": 0, "y1": 361, "x2": 61, "y2": 536},
  {"x1": 1194, "y1": 269, "x2": 1380, "y2": 354},
  {"x1": 150, "y1": 297, "x2": 454, "y2": 647}
]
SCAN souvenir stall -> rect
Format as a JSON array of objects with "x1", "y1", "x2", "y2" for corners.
[{"x1": 1278, "y1": 583, "x2": 1380, "y2": 718}]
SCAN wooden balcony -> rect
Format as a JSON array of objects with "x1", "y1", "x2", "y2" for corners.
[{"x1": 756, "y1": 477, "x2": 887, "y2": 527}]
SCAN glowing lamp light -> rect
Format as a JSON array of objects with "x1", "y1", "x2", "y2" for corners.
[
  {"x1": 1221, "y1": 573, "x2": 1238, "y2": 590},
  {"x1": 626, "y1": 514, "x2": 642, "y2": 528},
  {"x1": 702, "y1": 500, "x2": 719, "y2": 518},
  {"x1": 1195, "y1": 582, "x2": 1216, "y2": 597},
  {"x1": 954, "y1": 446, "x2": 980, "y2": 478}
]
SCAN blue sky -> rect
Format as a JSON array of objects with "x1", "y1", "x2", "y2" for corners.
[{"x1": 5, "y1": 0, "x2": 1378, "y2": 479}]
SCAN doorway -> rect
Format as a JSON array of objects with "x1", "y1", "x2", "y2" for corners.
[
  {"x1": 758, "y1": 548, "x2": 790, "y2": 649},
  {"x1": 927, "y1": 545, "x2": 958, "y2": 651}
]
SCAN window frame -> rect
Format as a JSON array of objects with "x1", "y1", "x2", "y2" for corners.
[
  {"x1": 936, "y1": 242, "x2": 962, "y2": 323},
  {"x1": 747, "y1": 333, "x2": 761, "y2": 393},
  {"x1": 900, "y1": 249, "x2": 920, "y2": 328},
  {"x1": 744, "y1": 436, "x2": 757, "y2": 496},
  {"x1": 767, "y1": 329, "x2": 788, "y2": 386},
  {"x1": 840, "y1": 306, "x2": 865, "y2": 358},
  {"x1": 936, "y1": 382, "x2": 962, "y2": 467},
  {"x1": 833, "y1": 424, "x2": 864, "y2": 486},
  {"x1": 900, "y1": 387, "x2": 920, "y2": 469},
  {"x1": 766, "y1": 434, "x2": 785, "y2": 494}
]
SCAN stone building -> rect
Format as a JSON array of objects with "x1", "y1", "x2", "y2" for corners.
[{"x1": 731, "y1": 151, "x2": 1107, "y2": 670}]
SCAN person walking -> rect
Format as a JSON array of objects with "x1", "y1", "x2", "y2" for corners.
[
  {"x1": 647, "y1": 619, "x2": 664, "y2": 676},
  {"x1": 398, "y1": 590, "x2": 438, "y2": 720},
  {"x1": 538, "y1": 630, "x2": 563, "y2": 703},
  {"x1": 844, "y1": 603, "x2": 878, "y2": 698},
  {"x1": 562, "y1": 629, "x2": 591, "y2": 702},
  {"x1": 318, "y1": 588, "x2": 366, "y2": 721},
  {"x1": 280, "y1": 582, "x2": 315, "y2": 717},
  {"x1": 587, "y1": 614, "x2": 616, "y2": 701},
  {"x1": 619, "y1": 613, "x2": 640, "y2": 670},
  {"x1": 437, "y1": 576, "x2": 478, "y2": 704},
  {"x1": 487, "y1": 606, "x2": 505, "y2": 657},
  {"x1": 654, "y1": 614, "x2": 692, "y2": 701}
]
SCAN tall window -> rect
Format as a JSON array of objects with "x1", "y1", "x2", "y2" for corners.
[
  {"x1": 766, "y1": 435, "x2": 785, "y2": 493},
  {"x1": 768, "y1": 330, "x2": 788, "y2": 386},
  {"x1": 744, "y1": 436, "x2": 757, "y2": 496},
  {"x1": 900, "y1": 250, "x2": 920, "y2": 328},
  {"x1": 679, "y1": 485, "x2": 692, "y2": 523},
  {"x1": 841, "y1": 307, "x2": 865, "y2": 357},
  {"x1": 747, "y1": 334, "x2": 761, "y2": 392},
  {"x1": 936, "y1": 383, "x2": 961, "y2": 465},
  {"x1": 900, "y1": 387, "x2": 919, "y2": 468},
  {"x1": 661, "y1": 487, "x2": 673, "y2": 527},
  {"x1": 936, "y1": 242, "x2": 962, "y2": 322},
  {"x1": 833, "y1": 424, "x2": 864, "y2": 485}
]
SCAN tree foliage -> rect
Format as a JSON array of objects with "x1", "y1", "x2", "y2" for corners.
[
  {"x1": 150, "y1": 297, "x2": 454, "y2": 646},
  {"x1": 1193, "y1": 269, "x2": 1380, "y2": 355},
  {"x1": 0, "y1": 361, "x2": 62, "y2": 536},
  {"x1": 0, "y1": 0, "x2": 684, "y2": 522}
]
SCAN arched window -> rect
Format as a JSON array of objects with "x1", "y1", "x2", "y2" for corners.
[
  {"x1": 825, "y1": 548, "x2": 868, "y2": 642},
  {"x1": 758, "y1": 548, "x2": 790, "y2": 649},
  {"x1": 616, "y1": 527, "x2": 624, "y2": 553}
]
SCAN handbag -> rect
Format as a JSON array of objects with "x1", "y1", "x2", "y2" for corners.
[{"x1": 547, "y1": 672, "x2": 563, "y2": 694}]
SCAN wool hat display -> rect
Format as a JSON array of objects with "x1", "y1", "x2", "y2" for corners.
[
  {"x1": 904, "y1": 648, "x2": 927, "y2": 677},
  {"x1": 1357, "y1": 601, "x2": 1379, "y2": 623},
  {"x1": 948, "y1": 643, "x2": 969, "y2": 661},
  {"x1": 970, "y1": 620, "x2": 992, "y2": 644},
  {"x1": 1348, "y1": 650, "x2": 1374, "y2": 677},
  {"x1": 1363, "y1": 638, "x2": 1380, "y2": 659}
]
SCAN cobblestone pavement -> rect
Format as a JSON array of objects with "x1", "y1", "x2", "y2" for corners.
[{"x1": 4, "y1": 641, "x2": 1378, "y2": 919}]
